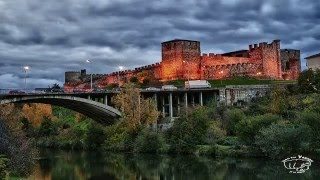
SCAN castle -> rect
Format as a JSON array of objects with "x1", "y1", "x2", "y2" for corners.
[{"x1": 64, "y1": 39, "x2": 300, "y2": 91}]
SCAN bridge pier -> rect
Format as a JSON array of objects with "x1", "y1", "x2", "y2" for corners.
[
  {"x1": 199, "y1": 92, "x2": 203, "y2": 106},
  {"x1": 184, "y1": 92, "x2": 188, "y2": 110},
  {"x1": 162, "y1": 95, "x2": 165, "y2": 118},
  {"x1": 104, "y1": 95, "x2": 108, "y2": 105},
  {"x1": 169, "y1": 93, "x2": 173, "y2": 121}
]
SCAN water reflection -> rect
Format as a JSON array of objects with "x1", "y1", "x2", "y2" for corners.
[{"x1": 27, "y1": 149, "x2": 320, "y2": 180}]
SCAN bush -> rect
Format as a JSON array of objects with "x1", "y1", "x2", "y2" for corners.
[
  {"x1": 86, "y1": 123, "x2": 105, "y2": 149},
  {"x1": 235, "y1": 113, "x2": 281, "y2": 144},
  {"x1": 104, "y1": 123, "x2": 131, "y2": 151},
  {"x1": 37, "y1": 116, "x2": 58, "y2": 137},
  {"x1": 0, "y1": 155, "x2": 8, "y2": 178},
  {"x1": 297, "y1": 111, "x2": 320, "y2": 148},
  {"x1": 166, "y1": 106, "x2": 209, "y2": 153},
  {"x1": 206, "y1": 121, "x2": 226, "y2": 145},
  {"x1": 255, "y1": 122, "x2": 312, "y2": 158},
  {"x1": 217, "y1": 136, "x2": 241, "y2": 146},
  {"x1": 134, "y1": 129, "x2": 166, "y2": 153},
  {"x1": 222, "y1": 109, "x2": 245, "y2": 135}
]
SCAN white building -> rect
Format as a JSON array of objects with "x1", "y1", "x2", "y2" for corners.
[{"x1": 306, "y1": 53, "x2": 320, "y2": 70}]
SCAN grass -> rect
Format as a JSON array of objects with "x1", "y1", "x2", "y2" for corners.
[{"x1": 139, "y1": 77, "x2": 297, "y2": 89}]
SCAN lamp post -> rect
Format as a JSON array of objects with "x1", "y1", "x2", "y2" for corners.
[
  {"x1": 118, "y1": 66, "x2": 124, "y2": 88},
  {"x1": 23, "y1": 66, "x2": 30, "y2": 91},
  {"x1": 183, "y1": 61, "x2": 190, "y2": 88},
  {"x1": 86, "y1": 59, "x2": 93, "y2": 89}
]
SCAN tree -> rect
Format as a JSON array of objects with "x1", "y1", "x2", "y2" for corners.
[
  {"x1": 297, "y1": 69, "x2": 317, "y2": 93},
  {"x1": 166, "y1": 106, "x2": 210, "y2": 153},
  {"x1": 22, "y1": 103, "x2": 53, "y2": 127},
  {"x1": 270, "y1": 86, "x2": 289, "y2": 116},
  {"x1": 112, "y1": 83, "x2": 159, "y2": 132},
  {"x1": 222, "y1": 108, "x2": 245, "y2": 135},
  {"x1": 255, "y1": 122, "x2": 312, "y2": 158},
  {"x1": 235, "y1": 113, "x2": 281, "y2": 144}
]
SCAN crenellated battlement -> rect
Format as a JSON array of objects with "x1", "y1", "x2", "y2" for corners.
[
  {"x1": 64, "y1": 38, "x2": 300, "y2": 90},
  {"x1": 249, "y1": 40, "x2": 280, "y2": 51}
]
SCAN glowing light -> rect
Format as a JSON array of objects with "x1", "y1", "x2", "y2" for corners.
[
  {"x1": 24, "y1": 66, "x2": 30, "y2": 70},
  {"x1": 119, "y1": 66, "x2": 124, "y2": 71}
]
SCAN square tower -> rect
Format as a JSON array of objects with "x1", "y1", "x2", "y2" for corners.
[{"x1": 161, "y1": 39, "x2": 201, "y2": 80}]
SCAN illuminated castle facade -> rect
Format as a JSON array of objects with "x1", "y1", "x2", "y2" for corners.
[{"x1": 64, "y1": 39, "x2": 301, "y2": 90}]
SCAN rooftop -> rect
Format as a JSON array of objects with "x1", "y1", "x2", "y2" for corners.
[
  {"x1": 161, "y1": 39, "x2": 200, "y2": 44},
  {"x1": 305, "y1": 53, "x2": 320, "y2": 59}
]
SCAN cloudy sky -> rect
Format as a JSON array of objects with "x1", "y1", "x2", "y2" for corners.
[{"x1": 0, "y1": 0, "x2": 319, "y2": 89}]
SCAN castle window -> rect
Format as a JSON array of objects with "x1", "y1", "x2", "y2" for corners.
[{"x1": 286, "y1": 62, "x2": 290, "y2": 70}]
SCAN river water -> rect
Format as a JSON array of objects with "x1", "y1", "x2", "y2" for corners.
[{"x1": 24, "y1": 149, "x2": 320, "y2": 180}]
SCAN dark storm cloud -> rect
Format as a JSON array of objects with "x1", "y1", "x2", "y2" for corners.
[{"x1": 0, "y1": 0, "x2": 319, "y2": 89}]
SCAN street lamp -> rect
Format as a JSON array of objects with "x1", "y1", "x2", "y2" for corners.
[
  {"x1": 219, "y1": 70, "x2": 224, "y2": 85},
  {"x1": 86, "y1": 59, "x2": 93, "y2": 89},
  {"x1": 183, "y1": 61, "x2": 190, "y2": 88},
  {"x1": 23, "y1": 66, "x2": 30, "y2": 91},
  {"x1": 118, "y1": 66, "x2": 124, "y2": 88}
]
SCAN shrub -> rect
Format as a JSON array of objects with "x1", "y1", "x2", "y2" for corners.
[
  {"x1": 255, "y1": 122, "x2": 312, "y2": 158},
  {"x1": 86, "y1": 123, "x2": 105, "y2": 149},
  {"x1": 222, "y1": 109, "x2": 245, "y2": 135},
  {"x1": 235, "y1": 113, "x2": 280, "y2": 144},
  {"x1": 37, "y1": 116, "x2": 58, "y2": 137},
  {"x1": 104, "y1": 123, "x2": 131, "y2": 151},
  {"x1": 134, "y1": 129, "x2": 166, "y2": 153},
  {"x1": 166, "y1": 106, "x2": 209, "y2": 153},
  {"x1": 217, "y1": 136, "x2": 241, "y2": 146},
  {"x1": 297, "y1": 111, "x2": 320, "y2": 148},
  {"x1": 206, "y1": 121, "x2": 226, "y2": 145},
  {"x1": 0, "y1": 155, "x2": 8, "y2": 178}
]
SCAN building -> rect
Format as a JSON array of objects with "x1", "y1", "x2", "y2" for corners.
[
  {"x1": 306, "y1": 53, "x2": 320, "y2": 70},
  {"x1": 64, "y1": 39, "x2": 301, "y2": 91}
]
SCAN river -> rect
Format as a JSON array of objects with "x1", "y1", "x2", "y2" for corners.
[{"x1": 23, "y1": 149, "x2": 320, "y2": 180}]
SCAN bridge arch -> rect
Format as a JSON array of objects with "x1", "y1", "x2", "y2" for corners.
[{"x1": 0, "y1": 95, "x2": 121, "y2": 125}]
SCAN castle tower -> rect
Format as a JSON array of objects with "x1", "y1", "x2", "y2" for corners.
[
  {"x1": 248, "y1": 40, "x2": 282, "y2": 79},
  {"x1": 161, "y1": 39, "x2": 201, "y2": 80}
]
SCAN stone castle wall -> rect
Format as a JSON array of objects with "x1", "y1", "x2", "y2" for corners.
[{"x1": 64, "y1": 39, "x2": 301, "y2": 90}]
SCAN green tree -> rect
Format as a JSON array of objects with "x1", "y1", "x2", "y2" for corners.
[
  {"x1": 270, "y1": 86, "x2": 289, "y2": 116},
  {"x1": 38, "y1": 116, "x2": 57, "y2": 137},
  {"x1": 297, "y1": 69, "x2": 316, "y2": 93},
  {"x1": 222, "y1": 109, "x2": 245, "y2": 135},
  {"x1": 134, "y1": 128, "x2": 166, "y2": 153},
  {"x1": 85, "y1": 123, "x2": 105, "y2": 149},
  {"x1": 296, "y1": 111, "x2": 320, "y2": 148},
  {"x1": 235, "y1": 113, "x2": 281, "y2": 144},
  {"x1": 166, "y1": 106, "x2": 210, "y2": 153},
  {"x1": 255, "y1": 122, "x2": 312, "y2": 158}
]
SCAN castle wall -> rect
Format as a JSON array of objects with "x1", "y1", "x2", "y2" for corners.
[
  {"x1": 64, "y1": 39, "x2": 300, "y2": 91},
  {"x1": 280, "y1": 49, "x2": 301, "y2": 80}
]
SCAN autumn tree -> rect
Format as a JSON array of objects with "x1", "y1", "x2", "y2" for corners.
[
  {"x1": 112, "y1": 83, "x2": 159, "y2": 132},
  {"x1": 22, "y1": 103, "x2": 53, "y2": 127}
]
